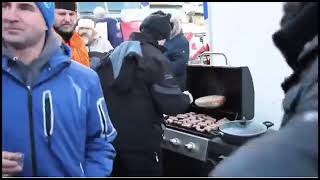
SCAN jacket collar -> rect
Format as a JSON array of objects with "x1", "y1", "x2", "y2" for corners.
[
  {"x1": 129, "y1": 32, "x2": 167, "y2": 53},
  {"x1": 2, "y1": 32, "x2": 71, "y2": 70},
  {"x1": 2, "y1": 32, "x2": 72, "y2": 86}
]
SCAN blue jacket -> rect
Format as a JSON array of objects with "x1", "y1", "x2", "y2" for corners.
[
  {"x1": 96, "y1": 17, "x2": 123, "y2": 48},
  {"x1": 2, "y1": 34, "x2": 117, "y2": 177},
  {"x1": 164, "y1": 33, "x2": 190, "y2": 91}
]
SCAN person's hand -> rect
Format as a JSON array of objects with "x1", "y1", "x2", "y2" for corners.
[
  {"x1": 183, "y1": 91, "x2": 193, "y2": 104},
  {"x1": 2, "y1": 151, "x2": 23, "y2": 177},
  {"x1": 158, "y1": 39, "x2": 166, "y2": 46}
]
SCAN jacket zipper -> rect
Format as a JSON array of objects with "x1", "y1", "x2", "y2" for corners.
[
  {"x1": 27, "y1": 85, "x2": 38, "y2": 176},
  {"x1": 80, "y1": 162, "x2": 85, "y2": 175},
  {"x1": 98, "y1": 104, "x2": 107, "y2": 138},
  {"x1": 44, "y1": 94, "x2": 52, "y2": 148},
  {"x1": 154, "y1": 152, "x2": 159, "y2": 163}
]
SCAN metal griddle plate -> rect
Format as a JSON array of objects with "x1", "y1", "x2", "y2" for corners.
[
  {"x1": 163, "y1": 111, "x2": 233, "y2": 139},
  {"x1": 164, "y1": 123, "x2": 216, "y2": 139}
]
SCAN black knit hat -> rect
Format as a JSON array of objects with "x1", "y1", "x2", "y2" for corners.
[
  {"x1": 140, "y1": 10, "x2": 172, "y2": 40},
  {"x1": 55, "y1": 2, "x2": 77, "y2": 11}
]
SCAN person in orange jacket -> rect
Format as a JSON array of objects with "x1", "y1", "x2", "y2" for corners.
[{"x1": 53, "y1": 2, "x2": 90, "y2": 67}]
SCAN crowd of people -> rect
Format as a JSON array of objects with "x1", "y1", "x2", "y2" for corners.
[
  {"x1": 2, "y1": 2, "x2": 318, "y2": 177},
  {"x1": 2, "y1": 2, "x2": 191, "y2": 177}
]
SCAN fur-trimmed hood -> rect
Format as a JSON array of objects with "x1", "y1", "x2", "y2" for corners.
[{"x1": 169, "y1": 16, "x2": 183, "y2": 40}]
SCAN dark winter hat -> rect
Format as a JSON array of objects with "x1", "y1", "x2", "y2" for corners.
[
  {"x1": 55, "y1": 2, "x2": 77, "y2": 11},
  {"x1": 140, "y1": 10, "x2": 172, "y2": 40},
  {"x1": 35, "y1": 2, "x2": 55, "y2": 30}
]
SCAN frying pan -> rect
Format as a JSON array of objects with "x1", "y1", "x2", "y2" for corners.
[
  {"x1": 212, "y1": 120, "x2": 274, "y2": 145},
  {"x1": 194, "y1": 95, "x2": 226, "y2": 109}
]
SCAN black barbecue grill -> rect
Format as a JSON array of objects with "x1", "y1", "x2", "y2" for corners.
[
  {"x1": 186, "y1": 65, "x2": 255, "y2": 120},
  {"x1": 161, "y1": 59, "x2": 255, "y2": 165},
  {"x1": 161, "y1": 63, "x2": 256, "y2": 176},
  {"x1": 163, "y1": 65, "x2": 255, "y2": 138}
]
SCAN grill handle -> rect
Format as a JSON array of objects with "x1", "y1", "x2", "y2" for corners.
[
  {"x1": 211, "y1": 130, "x2": 224, "y2": 137},
  {"x1": 199, "y1": 52, "x2": 229, "y2": 66}
]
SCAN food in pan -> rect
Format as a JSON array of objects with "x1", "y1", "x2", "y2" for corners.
[{"x1": 194, "y1": 95, "x2": 226, "y2": 108}]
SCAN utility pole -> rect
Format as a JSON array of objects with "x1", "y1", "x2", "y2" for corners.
[{"x1": 203, "y1": 2, "x2": 214, "y2": 51}]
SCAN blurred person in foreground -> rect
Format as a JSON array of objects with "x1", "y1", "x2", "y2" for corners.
[{"x1": 209, "y1": 2, "x2": 318, "y2": 177}]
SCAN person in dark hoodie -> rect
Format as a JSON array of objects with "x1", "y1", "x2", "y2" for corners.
[
  {"x1": 163, "y1": 15, "x2": 190, "y2": 91},
  {"x1": 2, "y1": 2, "x2": 117, "y2": 177},
  {"x1": 209, "y1": 2, "x2": 318, "y2": 177},
  {"x1": 95, "y1": 11, "x2": 192, "y2": 177}
]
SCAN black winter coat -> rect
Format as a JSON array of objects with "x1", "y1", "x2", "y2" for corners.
[{"x1": 95, "y1": 32, "x2": 190, "y2": 153}]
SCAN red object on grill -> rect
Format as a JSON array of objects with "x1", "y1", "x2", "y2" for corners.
[
  {"x1": 185, "y1": 32, "x2": 193, "y2": 41},
  {"x1": 191, "y1": 43, "x2": 210, "y2": 61}
]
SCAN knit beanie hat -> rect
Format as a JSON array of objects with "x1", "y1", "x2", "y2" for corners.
[
  {"x1": 55, "y1": 2, "x2": 77, "y2": 11},
  {"x1": 140, "y1": 10, "x2": 172, "y2": 40},
  {"x1": 35, "y1": 2, "x2": 55, "y2": 30},
  {"x1": 77, "y1": 17, "x2": 96, "y2": 30}
]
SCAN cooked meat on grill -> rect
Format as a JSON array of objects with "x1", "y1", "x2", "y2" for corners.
[
  {"x1": 198, "y1": 122, "x2": 208, "y2": 127},
  {"x1": 215, "y1": 118, "x2": 229, "y2": 125},
  {"x1": 181, "y1": 123, "x2": 193, "y2": 128},
  {"x1": 165, "y1": 112, "x2": 230, "y2": 134},
  {"x1": 195, "y1": 125, "x2": 206, "y2": 132},
  {"x1": 206, "y1": 116, "x2": 217, "y2": 122},
  {"x1": 166, "y1": 119, "x2": 174, "y2": 123},
  {"x1": 204, "y1": 126, "x2": 215, "y2": 133}
]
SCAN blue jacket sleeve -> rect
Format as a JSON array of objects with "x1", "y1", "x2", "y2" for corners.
[
  {"x1": 164, "y1": 39, "x2": 190, "y2": 76},
  {"x1": 166, "y1": 48, "x2": 189, "y2": 76},
  {"x1": 84, "y1": 74, "x2": 117, "y2": 177}
]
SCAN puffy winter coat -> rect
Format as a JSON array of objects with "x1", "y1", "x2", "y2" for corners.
[
  {"x1": 2, "y1": 33, "x2": 117, "y2": 177},
  {"x1": 67, "y1": 33, "x2": 91, "y2": 67},
  {"x1": 95, "y1": 32, "x2": 190, "y2": 153},
  {"x1": 164, "y1": 33, "x2": 190, "y2": 91}
]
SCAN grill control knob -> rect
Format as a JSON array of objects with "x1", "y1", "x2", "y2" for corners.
[
  {"x1": 184, "y1": 142, "x2": 196, "y2": 151},
  {"x1": 169, "y1": 138, "x2": 181, "y2": 146}
]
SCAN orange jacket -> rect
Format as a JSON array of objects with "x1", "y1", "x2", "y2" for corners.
[{"x1": 67, "y1": 33, "x2": 90, "y2": 67}]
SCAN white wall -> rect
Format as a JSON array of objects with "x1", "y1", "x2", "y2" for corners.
[{"x1": 209, "y1": 2, "x2": 292, "y2": 130}]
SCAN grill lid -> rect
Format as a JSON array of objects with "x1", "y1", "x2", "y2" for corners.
[{"x1": 187, "y1": 65, "x2": 254, "y2": 120}]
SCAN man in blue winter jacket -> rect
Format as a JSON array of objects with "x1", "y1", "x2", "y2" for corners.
[{"x1": 2, "y1": 2, "x2": 117, "y2": 177}]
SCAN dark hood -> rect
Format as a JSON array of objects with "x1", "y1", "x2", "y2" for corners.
[
  {"x1": 273, "y1": 2, "x2": 318, "y2": 93},
  {"x1": 129, "y1": 32, "x2": 167, "y2": 53},
  {"x1": 272, "y1": 2, "x2": 318, "y2": 71}
]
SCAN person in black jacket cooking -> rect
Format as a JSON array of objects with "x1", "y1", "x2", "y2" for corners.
[
  {"x1": 95, "y1": 11, "x2": 192, "y2": 177},
  {"x1": 209, "y1": 2, "x2": 318, "y2": 177}
]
